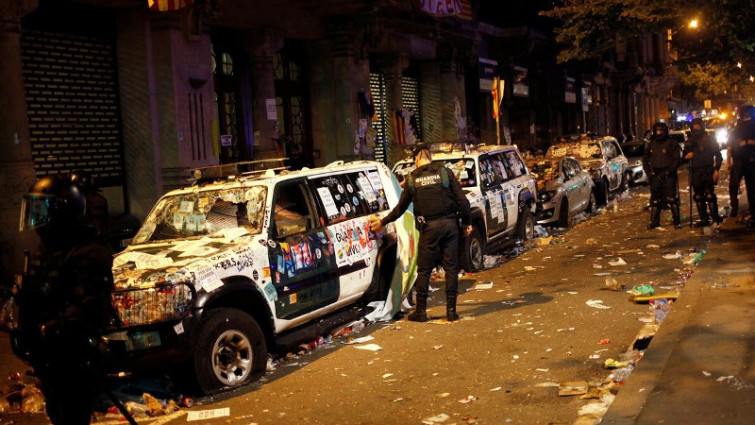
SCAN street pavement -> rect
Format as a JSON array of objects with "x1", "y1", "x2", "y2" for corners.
[{"x1": 0, "y1": 166, "x2": 753, "y2": 424}]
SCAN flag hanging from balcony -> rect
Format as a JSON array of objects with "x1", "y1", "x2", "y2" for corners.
[{"x1": 148, "y1": 0, "x2": 194, "y2": 12}]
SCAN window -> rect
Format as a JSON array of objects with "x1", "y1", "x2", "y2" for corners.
[
  {"x1": 273, "y1": 181, "x2": 316, "y2": 239},
  {"x1": 310, "y1": 174, "x2": 369, "y2": 224},
  {"x1": 479, "y1": 156, "x2": 501, "y2": 187},
  {"x1": 503, "y1": 151, "x2": 526, "y2": 178},
  {"x1": 603, "y1": 141, "x2": 617, "y2": 160}
]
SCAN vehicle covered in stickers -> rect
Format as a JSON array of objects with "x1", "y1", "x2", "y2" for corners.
[
  {"x1": 103, "y1": 160, "x2": 418, "y2": 394},
  {"x1": 392, "y1": 143, "x2": 537, "y2": 272},
  {"x1": 546, "y1": 135, "x2": 628, "y2": 206},
  {"x1": 525, "y1": 156, "x2": 596, "y2": 226}
]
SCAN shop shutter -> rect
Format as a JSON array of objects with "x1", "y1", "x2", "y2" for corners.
[
  {"x1": 21, "y1": 30, "x2": 124, "y2": 187},
  {"x1": 401, "y1": 76, "x2": 422, "y2": 141}
]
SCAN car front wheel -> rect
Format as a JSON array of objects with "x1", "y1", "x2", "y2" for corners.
[
  {"x1": 517, "y1": 208, "x2": 535, "y2": 240},
  {"x1": 461, "y1": 226, "x2": 484, "y2": 271},
  {"x1": 193, "y1": 308, "x2": 267, "y2": 394}
]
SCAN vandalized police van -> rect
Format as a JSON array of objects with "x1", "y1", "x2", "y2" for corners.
[
  {"x1": 393, "y1": 143, "x2": 537, "y2": 271},
  {"x1": 104, "y1": 160, "x2": 418, "y2": 394}
]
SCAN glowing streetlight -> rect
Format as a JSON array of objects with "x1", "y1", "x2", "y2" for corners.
[
  {"x1": 737, "y1": 62, "x2": 742, "y2": 68},
  {"x1": 750, "y1": 75, "x2": 754, "y2": 83},
  {"x1": 688, "y1": 19, "x2": 699, "y2": 29}
]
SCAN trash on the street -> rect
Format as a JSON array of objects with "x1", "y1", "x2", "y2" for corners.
[
  {"x1": 633, "y1": 292, "x2": 679, "y2": 303},
  {"x1": 342, "y1": 335, "x2": 374, "y2": 345},
  {"x1": 608, "y1": 365, "x2": 634, "y2": 383},
  {"x1": 186, "y1": 407, "x2": 230, "y2": 421},
  {"x1": 663, "y1": 251, "x2": 682, "y2": 260},
  {"x1": 649, "y1": 299, "x2": 673, "y2": 323},
  {"x1": 535, "y1": 236, "x2": 552, "y2": 246},
  {"x1": 603, "y1": 358, "x2": 629, "y2": 369},
  {"x1": 423, "y1": 413, "x2": 451, "y2": 424},
  {"x1": 354, "y1": 343, "x2": 382, "y2": 351},
  {"x1": 603, "y1": 277, "x2": 623, "y2": 291},
  {"x1": 474, "y1": 281, "x2": 494, "y2": 290},
  {"x1": 585, "y1": 238, "x2": 598, "y2": 245},
  {"x1": 630, "y1": 284, "x2": 655, "y2": 296},
  {"x1": 558, "y1": 381, "x2": 589, "y2": 396},
  {"x1": 598, "y1": 339, "x2": 611, "y2": 345},
  {"x1": 585, "y1": 299, "x2": 611, "y2": 309},
  {"x1": 458, "y1": 395, "x2": 478, "y2": 403},
  {"x1": 608, "y1": 258, "x2": 626, "y2": 266}
]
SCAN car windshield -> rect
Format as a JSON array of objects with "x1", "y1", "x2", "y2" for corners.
[
  {"x1": 622, "y1": 143, "x2": 645, "y2": 157},
  {"x1": 132, "y1": 186, "x2": 268, "y2": 244},
  {"x1": 394, "y1": 158, "x2": 477, "y2": 187},
  {"x1": 546, "y1": 141, "x2": 602, "y2": 160},
  {"x1": 527, "y1": 159, "x2": 559, "y2": 181}
]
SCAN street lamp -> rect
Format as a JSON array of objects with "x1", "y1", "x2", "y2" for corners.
[{"x1": 688, "y1": 19, "x2": 699, "y2": 29}]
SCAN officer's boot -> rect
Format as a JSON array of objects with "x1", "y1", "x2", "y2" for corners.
[
  {"x1": 695, "y1": 202, "x2": 711, "y2": 227},
  {"x1": 671, "y1": 203, "x2": 683, "y2": 229},
  {"x1": 407, "y1": 296, "x2": 428, "y2": 322},
  {"x1": 647, "y1": 207, "x2": 661, "y2": 229},
  {"x1": 446, "y1": 293, "x2": 459, "y2": 322},
  {"x1": 730, "y1": 200, "x2": 738, "y2": 218},
  {"x1": 708, "y1": 200, "x2": 722, "y2": 224}
]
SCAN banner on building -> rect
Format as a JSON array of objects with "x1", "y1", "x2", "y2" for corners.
[
  {"x1": 419, "y1": 0, "x2": 472, "y2": 20},
  {"x1": 565, "y1": 77, "x2": 577, "y2": 104},
  {"x1": 512, "y1": 66, "x2": 529, "y2": 97},
  {"x1": 492, "y1": 76, "x2": 504, "y2": 119},
  {"x1": 581, "y1": 82, "x2": 592, "y2": 112},
  {"x1": 479, "y1": 58, "x2": 497, "y2": 92},
  {"x1": 148, "y1": 0, "x2": 194, "y2": 12}
]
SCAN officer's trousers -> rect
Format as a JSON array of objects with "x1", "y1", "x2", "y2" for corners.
[
  {"x1": 691, "y1": 168, "x2": 716, "y2": 203},
  {"x1": 649, "y1": 171, "x2": 679, "y2": 207},
  {"x1": 415, "y1": 218, "x2": 460, "y2": 301},
  {"x1": 742, "y1": 155, "x2": 755, "y2": 218},
  {"x1": 729, "y1": 158, "x2": 743, "y2": 211}
]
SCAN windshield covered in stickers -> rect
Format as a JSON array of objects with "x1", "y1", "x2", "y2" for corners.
[
  {"x1": 546, "y1": 141, "x2": 602, "y2": 160},
  {"x1": 526, "y1": 158, "x2": 559, "y2": 182},
  {"x1": 393, "y1": 158, "x2": 477, "y2": 188},
  {"x1": 132, "y1": 186, "x2": 268, "y2": 244}
]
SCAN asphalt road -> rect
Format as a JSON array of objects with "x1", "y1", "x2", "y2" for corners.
[{"x1": 0, "y1": 169, "x2": 724, "y2": 424}]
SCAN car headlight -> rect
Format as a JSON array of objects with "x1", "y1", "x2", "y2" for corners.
[
  {"x1": 538, "y1": 190, "x2": 557, "y2": 203},
  {"x1": 112, "y1": 283, "x2": 194, "y2": 327}
]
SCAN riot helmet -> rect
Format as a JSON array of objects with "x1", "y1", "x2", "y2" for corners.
[
  {"x1": 20, "y1": 174, "x2": 86, "y2": 234},
  {"x1": 652, "y1": 122, "x2": 669, "y2": 139},
  {"x1": 691, "y1": 117, "x2": 705, "y2": 133},
  {"x1": 70, "y1": 169, "x2": 97, "y2": 196},
  {"x1": 739, "y1": 105, "x2": 754, "y2": 121}
]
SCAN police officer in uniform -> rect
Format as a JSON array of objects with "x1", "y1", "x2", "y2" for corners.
[
  {"x1": 732, "y1": 105, "x2": 755, "y2": 224},
  {"x1": 683, "y1": 118, "x2": 723, "y2": 226},
  {"x1": 370, "y1": 145, "x2": 471, "y2": 322},
  {"x1": 13, "y1": 174, "x2": 115, "y2": 424},
  {"x1": 643, "y1": 122, "x2": 683, "y2": 229}
]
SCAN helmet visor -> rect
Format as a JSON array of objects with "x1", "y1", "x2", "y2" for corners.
[{"x1": 19, "y1": 195, "x2": 54, "y2": 231}]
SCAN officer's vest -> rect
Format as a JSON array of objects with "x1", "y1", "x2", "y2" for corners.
[{"x1": 406, "y1": 165, "x2": 455, "y2": 219}]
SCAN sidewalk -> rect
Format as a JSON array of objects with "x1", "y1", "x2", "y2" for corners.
[{"x1": 602, "y1": 218, "x2": 755, "y2": 424}]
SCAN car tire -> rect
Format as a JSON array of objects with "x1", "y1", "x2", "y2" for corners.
[
  {"x1": 620, "y1": 171, "x2": 630, "y2": 191},
  {"x1": 193, "y1": 308, "x2": 267, "y2": 394},
  {"x1": 596, "y1": 179, "x2": 609, "y2": 206},
  {"x1": 586, "y1": 189, "x2": 597, "y2": 213},
  {"x1": 461, "y1": 226, "x2": 484, "y2": 272},
  {"x1": 517, "y1": 208, "x2": 535, "y2": 241},
  {"x1": 556, "y1": 199, "x2": 570, "y2": 228}
]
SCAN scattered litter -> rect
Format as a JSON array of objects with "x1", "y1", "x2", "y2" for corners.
[
  {"x1": 598, "y1": 339, "x2": 611, "y2": 345},
  {"x1": 702, "y1": 371, "x2": 712, "y2": 377},
  {"x1": 608, "y1": 365, "x2": 634, "y2": 383},
  {"x1": 586, "y1": 299, "x2": 611, "y2": 309},
  {"x1": 593, "y1": 264, "x2": 603, "y2": 269},
  {"x1": 663, "y1": 251, "x2": 682, "y2": 260},
  {"x1": 490, "y1": 387, "x2": 502, "y2": 391},
  {"x1": 589, "y1": 354, "x2": 601, "y2": 359},
  {"x1": 716, "y1": 375, "x2": 754, "y2": 390},
  {"x1": 585, "y1": 238, "x2": 598, "y2": 245},
  {"x1": 354, "y1": 343, "x2": 382, "y2": 351},
  {"x1": 558, "y1": 381, "x2": 589, "y2": 396},
  {"x1": 535, "y1": 382, "x2": 560, "y2": 388},
  {"x1": 458, "y1": 395, "x2": 478, "y2": 403},
  {"x1": 630, "y1": 284, "x2": 655, "y2": 296},
  {"x1": 646, "y1": 244, "x2": 660, "y2": 249},
  {"x1": 633, "y1": 292, "x2": 679, "y2": 303},
  {"x1": 433, "y1": 345, "x2": 444, "y2": 350},
  {"x1": 604, "y1": 358, "x2": 629, "y2": 369},
  {"x1": 649, "y1": 299, "x2": 673, "y2": 323},
  {"x1": 474, "y1": 281, "x2": 494, "y2": 290},
  {"x1": 608, "y1": 258, "x2": 626, "y2": 266},
  {"x1": 187, "y1": 407, "x2": 230, "y2": 421},
  {"x1": 524, "y1": 266, "x2": 536, "y2": 271},
  {"x1": 423, "y1": 413, "x2": 451, "y2": 424},
  {"x1": 603, "y1": 277, "x2": 623, "y2": 291},
  {"x1": 382, "y1": 373, "x2": 393, "y2": 379},
  {"x1": 567, "y1": 291, "x2": 579, "y2": 295},
  {"x1": 393, "y1": 397, "x2": 404, "y2": 402},
  {"x1": 535, "y1": 368, "x2": 550, "y2": 372},
  {"x1": 342, "y1": 335, "x2": 375, "y2": 345},
  {"x1": 534, "y1": 225, "x2": 549, "y2": 238},
  {"x1": 638, "y1": 317, "x2": 654, "y2": 323},
  {"x1": 536, "y1": 236, "x2": 552, "y2": 246},
  {"x1": 594, "y1": 272, "x2": 612, "y2": 276},
  {"x1": 437, "y1": 392, "x2": 451, "y2": 398}
]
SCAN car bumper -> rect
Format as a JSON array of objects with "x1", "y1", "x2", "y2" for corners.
[{"x1": 628, "y1": 165, "x2": 647, "y2": 184}]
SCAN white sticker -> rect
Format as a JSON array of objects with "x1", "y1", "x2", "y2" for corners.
[
  {"x1": 172, "y1": 213, "x2": 186, "y2": 230},
  {"x1": 187, "y1": 408, "x2": 230, "y2": 421},
  {"x1": 357, "y1": 175, "x2": 377, "y2": 202},
  {"x1": 173, "y1": 322, "x2": 184, "y2": 335},
  {"x1": 135, "y1": 255, "x2": 174, "y2": 270},
  {"x1": 193, "y1": 261, "x2": 224, "y2": 293},
  {"x1": 179, "y1": 201, "x2": 195, "y2": 213},
  {"x1": 317, "y1": 187, "x2": 340, "y2": 217},
  {"x1": 367, "y1": 171, "x2": 383, "y2": 191}
]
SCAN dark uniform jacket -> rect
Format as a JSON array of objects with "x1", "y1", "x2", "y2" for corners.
[
  {"x1": 684, "y1": 130, "x2": 722, "y2": 171},
  {"x1": 643, "y1": 136, "x2": 681, "y2": 177},
  {"x1": 732, "y1": 120, "x2": 755, "y2": 161},
  {"x1": 382, "y1": 162, "x2": 471, "y2": 226}
]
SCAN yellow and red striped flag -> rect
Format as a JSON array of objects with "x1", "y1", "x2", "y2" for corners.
[{"x1": 148, "y1": 0, "x2": 194, "y2": 12}]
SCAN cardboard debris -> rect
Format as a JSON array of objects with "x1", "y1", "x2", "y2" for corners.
[
  {"x1": 633, "y1": 293, "x2": 679, "y2": 303},
  {"x1": 559, "y1": 381, "x2": 589, "y2": 396}
]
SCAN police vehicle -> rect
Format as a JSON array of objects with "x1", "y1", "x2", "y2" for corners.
[
  {"x1": 392, "y1": 142, "x2": 537, "y2": 271},
  {"x1": 546, "y1": 135, "x2": 628, "y2": 205},
  {"x1": 525, "y1": 155, "x2": 596, "y2": 226},
  {"x1": 104, "y1": 160, "x2": 418, "y2": 394}
]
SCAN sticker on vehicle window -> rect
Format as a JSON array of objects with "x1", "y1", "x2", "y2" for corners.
[
  {"x1": 263, "y1": 282, "x2": 277, "y2": 301},
  {"x1": 317, "y1": 187, "x2": 340, "y2": 217}
]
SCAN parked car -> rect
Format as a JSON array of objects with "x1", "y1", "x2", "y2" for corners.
[
  {"x1": 620, "y1": 141, "x2": 649, "y2": 185},
  {"x1": 104, "y1": 160, "x2": 418, "y2": 394},
  {"x1": 546, "y1": 135, "x2": 628, "y2": 205},
  {"x1": 525, "y1": 156, "x2": 596, "y2": 226},
  {"x1": 392, "y1": 142, "x2": 537, "y2": 271}
]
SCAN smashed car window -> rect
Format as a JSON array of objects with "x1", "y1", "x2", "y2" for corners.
[
  {"x1": 132, "y1": 186, "x2": 267, "y2": 244},
  {"x1": 547, "y1": 141, "x2": 602, "y2": 160}
]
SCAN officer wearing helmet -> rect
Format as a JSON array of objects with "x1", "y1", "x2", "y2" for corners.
[
  {"x1": 14, "y1": 174, "x2": 115, "y2": 424},
  {"x1": 643, "y1": 122, "x2": 683, "y2": 229},
  {"x1": 370, "y1": 145, "x2": 471, "y2": 322},
  {"x1": 731, "y1": 105, "x2": 755, "y2": 224},
  {"x1": 683, "y1": 118, "x2": 723, "y2": 225}
]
